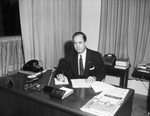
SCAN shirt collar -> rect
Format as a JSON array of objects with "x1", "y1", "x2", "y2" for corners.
[{"x1": 78, "y1": 48, "x2": 87, "y2": 57}]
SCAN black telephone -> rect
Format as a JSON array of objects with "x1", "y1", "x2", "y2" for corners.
[
  {"x1": 103, "y1": 53, "x2": 116, "y2": 67},
  {"x1": 22, "y1": 59, "x2": 43, "y2": 72}
]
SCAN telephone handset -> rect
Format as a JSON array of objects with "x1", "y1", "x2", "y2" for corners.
[
  {"x1": 103, "y1": 53, "x2": 116, "y2": 67},
  {"x1": 23, "y1": 59, "x2": 43, "y2": 72}
]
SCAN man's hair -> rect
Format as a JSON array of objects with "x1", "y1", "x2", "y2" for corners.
[{"x1": 72, "y1": 32, "x2": 87, "y2": 42}]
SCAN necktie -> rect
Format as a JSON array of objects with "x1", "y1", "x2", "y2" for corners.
[{"x1": 79, "y1": 55, "x2": 84, "y2": 76}]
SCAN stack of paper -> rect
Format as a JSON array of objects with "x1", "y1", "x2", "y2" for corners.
[
  {"x1": 115, "y1": 58, "x2": 129, "y2": 66},
  {"x1": 136, "y1": 63, "x2": 150, "y2": 73},
  {"x1": 115, "y1": 58, "x2": 130, "y2": 70}
]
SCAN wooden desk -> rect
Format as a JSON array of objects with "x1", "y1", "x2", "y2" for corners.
[
  {"x1": 0, "y1": 70, "x2": 134, "y2": 116},
  {"x1": 132, "y1": 68, "x2": 150, "y2": 114},
  {"x1": 105, "y1": 66, "x2": 130, "y2": 88}
]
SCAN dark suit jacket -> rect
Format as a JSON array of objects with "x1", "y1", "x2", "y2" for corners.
[{"x1": 55, "y1": 48, "x2": 106, "y2": 81}]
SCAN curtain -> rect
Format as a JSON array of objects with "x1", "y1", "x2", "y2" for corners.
[
  {"x1": 0, "y1": 36, "x2": 24, "y2": 76},
  {"x1": 19, "y1": 0, "x2": 81, "y2": 69},
  {"x1": 98, "y1": 0, "x2": 150, "y2": 78}
]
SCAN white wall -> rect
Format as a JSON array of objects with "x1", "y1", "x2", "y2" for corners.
[
  {"x1": 81, "y1": 0, "x2": 149, "y2": 96},
  {"x1": 81, "y1": 0, "x2": 101, "y2": 51}
]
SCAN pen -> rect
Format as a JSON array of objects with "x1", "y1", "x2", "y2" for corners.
[
  {"x1": 48, "y1": 70, "x2": 54, "y2": 86},
  {"x1": 104, "y1": 94, "x2": 122, "y2": 100}
]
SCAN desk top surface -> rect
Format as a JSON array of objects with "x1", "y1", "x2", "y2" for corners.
[{"x1": 0, "y1": 70, "x2": 134, "y2": 116}]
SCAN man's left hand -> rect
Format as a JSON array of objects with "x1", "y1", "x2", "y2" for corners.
[{"x1": 86, "y1": 76, "x2": 96, "y2": 83}]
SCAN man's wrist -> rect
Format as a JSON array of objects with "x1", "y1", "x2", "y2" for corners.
[
  {"x1": 91, "y1": 76, "x2": 96, "y2": 81},
  {"x1": 57, "y1": 74, "x2": 61, "y2": 78}
]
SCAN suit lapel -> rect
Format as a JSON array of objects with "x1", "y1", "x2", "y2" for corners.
[{"x1": 72, "y1": 52, "x2": 79, "y2": 75}]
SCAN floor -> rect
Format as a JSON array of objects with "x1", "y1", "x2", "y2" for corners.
[{"x1": 132, "y1": 94, "x2": 148, "y2": 116}]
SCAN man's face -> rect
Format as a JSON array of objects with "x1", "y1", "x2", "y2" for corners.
[{"x1": 73, "y1": 35, "x2": 86, "y2": 54}]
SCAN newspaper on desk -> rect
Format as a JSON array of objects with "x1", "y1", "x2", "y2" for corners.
[{"x1": 80, "y1": 87, "x2": 129, "y2": 116}]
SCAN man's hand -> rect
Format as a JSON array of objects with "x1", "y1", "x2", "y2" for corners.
[
  {"x1": 56, "y1": 74, "x2": 66, "y2": 82},
  {"x1": 86, "y1": 76, "x2": 96, "y2": 83}
]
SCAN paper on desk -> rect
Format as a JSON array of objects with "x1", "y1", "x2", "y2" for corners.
[
  {"x1": 71, "y1": 79, "x2": 91, "y2": 88},
  {"x1": 91, "y1": 81, "x2": 116, "y2": 93},
  {"x1": 71, "y1": 79, "x2": 116, "y2": 92},
  {"x1": 54, "y1": 76, "x2": 69, "y2": 85}
]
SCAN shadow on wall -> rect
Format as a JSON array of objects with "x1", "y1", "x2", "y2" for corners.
[
  {"x1": 56, "y1": 40, "x2": 75, "y2": 69},
  {"x1": 64, "y1": 40, "x2": 75, "y2": 57}
]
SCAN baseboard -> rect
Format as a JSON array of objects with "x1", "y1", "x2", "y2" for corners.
[{"x1": 134, "y1": 93, "x2": 147, "y2": 101}]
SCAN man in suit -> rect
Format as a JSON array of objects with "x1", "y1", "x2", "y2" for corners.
[{"x1": 55, "y1": 32, "x2": 106, "y2": 83}]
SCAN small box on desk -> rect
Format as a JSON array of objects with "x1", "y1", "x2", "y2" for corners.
[{"x1": 43, "y1": 86, "x2": 73, "y2": 100}]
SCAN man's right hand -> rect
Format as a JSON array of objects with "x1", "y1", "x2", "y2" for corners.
[{"x1": 56, "y1": 74, "x2": 66, "y2": 82}]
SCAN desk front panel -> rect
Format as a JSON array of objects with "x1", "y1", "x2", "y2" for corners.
[{"x1": 0, "y1": 70, "x2": 134, "y2": 116}]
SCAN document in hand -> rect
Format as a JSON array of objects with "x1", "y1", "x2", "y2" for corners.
[{"x1": 80, "y1": 87, "x2": 129, "y2": 116}]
